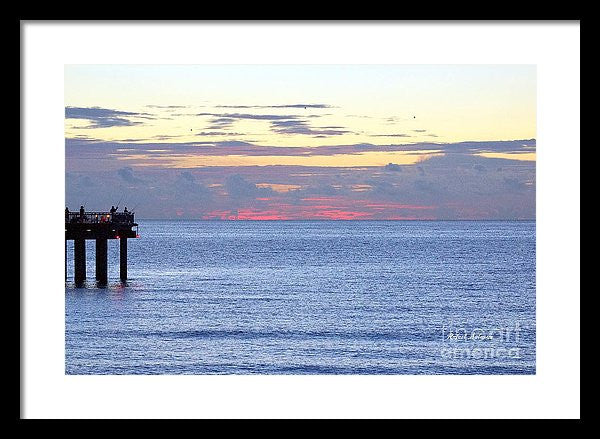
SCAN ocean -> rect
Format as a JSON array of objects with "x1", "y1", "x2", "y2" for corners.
[{"x1": 65, "y1": 220, "x2": 536, "y2": 374}]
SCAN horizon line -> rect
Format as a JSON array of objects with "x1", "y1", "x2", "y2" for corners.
[{"x1": 134, "y1": 218, "x2": 536, "y2": 222}]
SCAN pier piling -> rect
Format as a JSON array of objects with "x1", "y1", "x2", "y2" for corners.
[
  {"x1": 120, "y1": 237, "x2": 127, "y2": 282},
  {"x1": 74, "y1": 238, "x2": 86, "y2": 286},
  {"x1": 96, "y1": 238, "x2": 108, "y2": 285}
]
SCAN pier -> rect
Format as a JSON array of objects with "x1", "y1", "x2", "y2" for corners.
[{"x1": 65, "y1": 208, "x2": 139, "y2": 287}]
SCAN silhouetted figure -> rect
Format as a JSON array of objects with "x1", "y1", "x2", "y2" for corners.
[
  {"x1": 124, "y1": 207, "x2": 128, "y2": 214},
  {"x1": 79, "y1": 205, "x2": 85, "y2": 222},
  {"x1": 110, "y1": 205, "x2": 116, "y2": 214}
]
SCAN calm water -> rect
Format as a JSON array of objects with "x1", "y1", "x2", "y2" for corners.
[{"x1": 65, "y1": 221, "x2": 536, "y2": 374}]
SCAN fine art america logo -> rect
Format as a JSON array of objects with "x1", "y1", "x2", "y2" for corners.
[{"x1": 440, "y1": 322, "x2": 525, "y2": 360}]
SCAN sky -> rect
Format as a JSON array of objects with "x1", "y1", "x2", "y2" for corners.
[{"x1": 65, "y1": 65, "x2": 536, "y2": 220}]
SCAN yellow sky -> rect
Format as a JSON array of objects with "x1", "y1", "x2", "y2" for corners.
[{"x1": 65, "y1": 65, "x2": 536, "y2": 167}]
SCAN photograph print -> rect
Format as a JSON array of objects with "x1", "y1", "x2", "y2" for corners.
[{"x1": 65, "y1": 64, "x2": 536, "y2": 375}]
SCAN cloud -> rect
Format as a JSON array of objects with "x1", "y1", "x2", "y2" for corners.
[
  {"x1": 197, "y1": 111, "x2": 353, "y2": 136},
  {"x1": 225, "y1": 174, "x2": 273, "y2": 200},
  {"x1": 180, "y1": 171, "x2": 195, "y2": 183},
  {"x1": 117, "y1": 167, "x2": 144, "y2": 184},
  {"x1": 66, "y1": 138, "x2": 537, "y2": 168},
  {"x1": 195, "y1": 131, "x2": 248, "y2": 136},
  {"x1": 503, "y1": 177, "x2": 527, "y2": 192},
  {"x1": 197, "y1": 112, "x2": 324, "y2": 131},
  {"x1": 205, "y1": 117, "x2": 236, "y2": 129},
  {"x1": 195, "y1": 110, "x2": 352, "y2": 136},
  {"x1": 384, "y1": 163, "x2": 403, "y2": 172},
  {"x1": 441, "y1": 139, "x2": 536, "y2": 154},
  {"x1": 79, "y1": 175, "x2": 95, "y2": 187},
  {"x1": 198, "y1": 140, "x2": 256, "y2": 148},
  {"x1": 214, "y1": 104, "x2": 332, "y2": 109},
  {"x1": 66, "y1": 173, "x2": 95, "y2": 188},
  {"x1": 413, "y1": 179, "x2": 438, "y2": 193},
  {"x1": 370, "y1": 134, "x2": 412, "y2": 138},
  {"x1": 65, "y1": 148, "x2": 535, "y2": 220},
  {"x1": 65, "y1": 106, "x2": 152, "y2": 128},
  {"x1": 171, "y1": 171, "x2": 212, "y2": 202},
  {"x1": 270, "y1": 119, "x2": 351, "y2": 136},
  {"x1": 197, "y1": 112, "x2": 303, "y2": 121}
]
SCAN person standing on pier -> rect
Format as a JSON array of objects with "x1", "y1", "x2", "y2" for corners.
[{"x1": 79, "y1": 205, "x2": 85, "y2": 222}]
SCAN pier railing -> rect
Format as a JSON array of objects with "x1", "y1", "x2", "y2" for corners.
[{"x1": 66, "y1": 211, "x2": 135, "y2": 225}]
